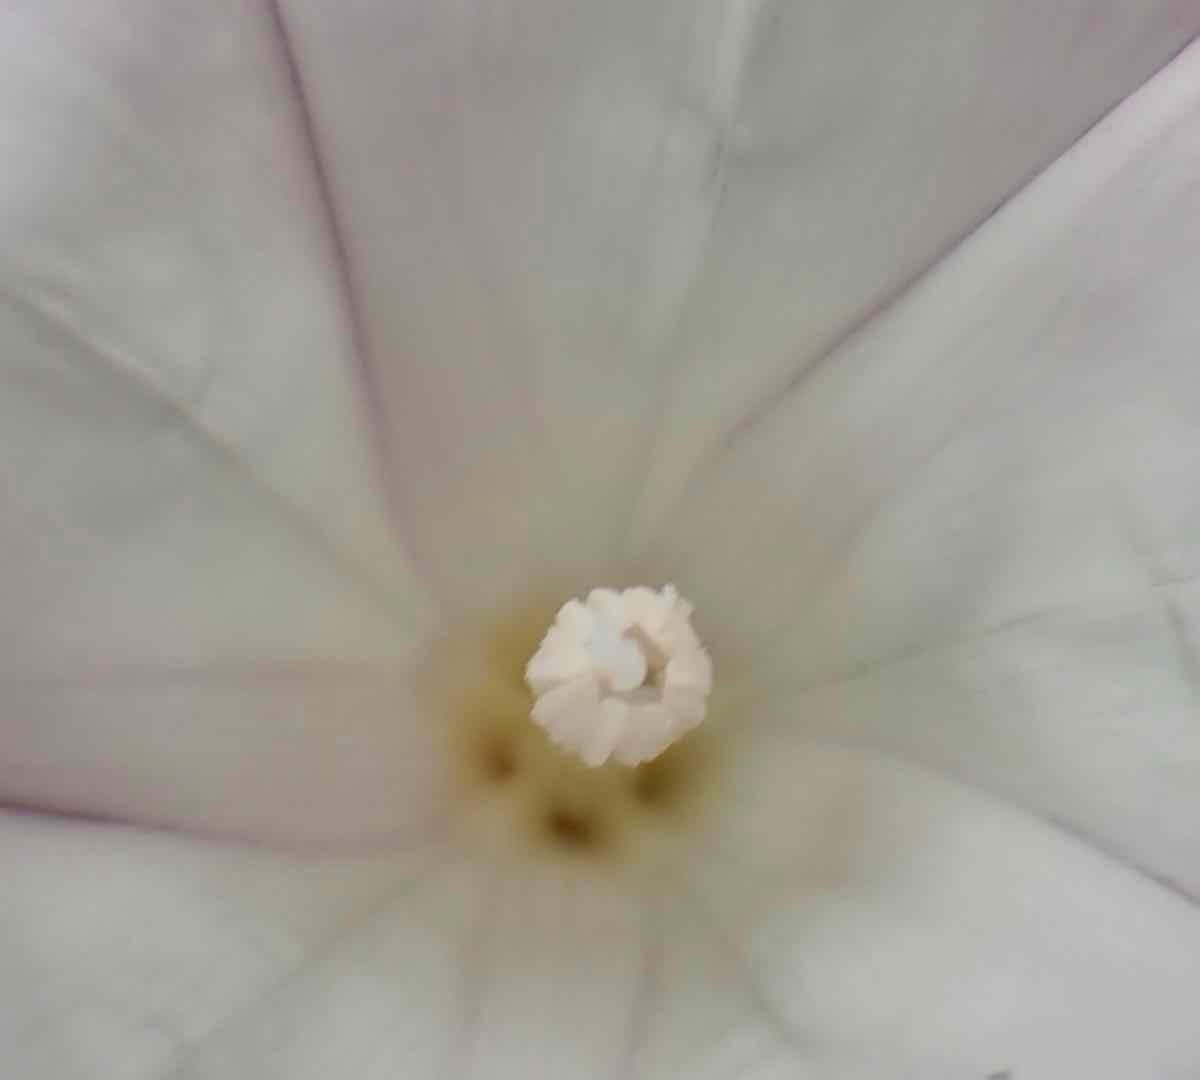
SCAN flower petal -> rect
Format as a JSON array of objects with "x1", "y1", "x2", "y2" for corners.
[
  {"x1": 661, "y1": 35, "x2": 1200, "y2": 895},
  {"x1": 626, "y1": 0, "x2": 1200, "y2": 553},
  {"x1": 451, "y1": 862, "x2": 645, "y2": 1079},
  {"x1": 3, "y1": 818, "x2": 649, "y2": 1080},
  {"x1": 169, "y1": 853, "x2": 489, "y2": 1079},
  {"x1": 272, "y1": 0, "x2": 731, "y2": 610},
  {"x1": 0, "y1": 0, "x2": 425, "y2": 615},
  {"x1": 273, "y1": 3, "x2": 1200, "y2": 609},
  {"x1": 0, "y1": 672, "x2": 452, "y2": 848},
  {"x1": 685, "y1": 733, "x2": 1200, "y2": 1077},
  {"x1": 0, "y1": 0, "x2": 439, "y2": 842},
  {"x1": 625, "y1": 883, "x2": 789, "y2": 1078},
  {"x1": 0, "y1": 812, "x2": 428, "y2": 1079},
  {"x1": 653, "y1": 32, "x2": 1200, "y2": 661}
]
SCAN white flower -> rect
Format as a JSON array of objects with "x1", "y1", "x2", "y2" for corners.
[{"x1": 3, "y1": 3, "x2": 1200, "y2": 1078}]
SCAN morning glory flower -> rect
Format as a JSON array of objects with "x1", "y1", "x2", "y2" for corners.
[{"x1": 4, "y1": 2, "x2": 1200, "y2": 1077}]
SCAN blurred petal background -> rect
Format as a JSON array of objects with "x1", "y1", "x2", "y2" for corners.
[{"x1": 2, "y1": 2, "x2": 1200, "y2": 1077}]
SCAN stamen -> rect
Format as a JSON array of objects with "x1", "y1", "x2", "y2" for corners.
[{"x1": 525, "y1": 585, "x2": 712, "y2": 768}]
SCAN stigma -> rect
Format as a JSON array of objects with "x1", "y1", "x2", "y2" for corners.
[{"x1": 524, "y1": 585, "x2": 712, "y2": 768}]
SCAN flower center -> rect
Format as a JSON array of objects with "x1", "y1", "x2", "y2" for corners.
[
  {"x1": 588, "y1": 618, "x2": 647, "y2": 693},
  {"x1": 525, "y1": 585, "x2": 713, "y2": 768}
]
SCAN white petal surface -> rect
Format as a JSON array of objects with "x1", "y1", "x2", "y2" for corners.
[
  {"x1": 9, "y1": 737, "x2": 1200, "y2": 1080},
  {"x1": 175, "y1": 860, "x2": 648, "y2": 1080},
  {"x1": 625, "y1": 880, "x2": 790, "y2": 1079},
  {"x1": 0, "y1": 672, "x2": 449, "y2": 847},
  {"x1": 0, "y1": 0, "x2": 426, "y2": 636},
  {"x1": 2, "y1": 810, "x2": 652, "y2": 1080},
  {"x1": 763, "y1": 603, "x2": 1200, "y2": 900},
  {"x1": 455, "y1": 863, "x2": 645, "y2": 1080},
  {"x1": 174, "y1": 854, "x2": 489, "y2": 1079},
  {"x1": 0, "y1": 813, "x2": 424, "y2": 1080},
  {"x1": 684, "y1": 733, "x2": 1200, "y2": 1079},
  {"x1": 273, "y1": 1, "x2": 1200, "y2": 610},
  {"x1": 5, "y1": 5, "x2": 1200, "y2": 1080},
  {"x1": 625, "y1": 0, "x2": 1200, "y2": 551},
  {"x1": 664, "y1": 37, "x2": 1200, "y2": 892},
  {"x1": 275, "y1": 0, "x2": 693, "y2": 609},
  {"x1": 0, "y1": 0, "x2": 438, "y2": 840}
]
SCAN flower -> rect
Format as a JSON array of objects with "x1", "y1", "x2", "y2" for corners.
[{"x1": 3, "y1": 2, "x2": 1200, "y2": 1077}]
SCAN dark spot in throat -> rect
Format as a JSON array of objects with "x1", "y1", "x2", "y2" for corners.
[
  {"x1": 546, "y1": 806, "x2": 598, "y2": 850},
  {"x1": 480, "y1": 733, "x2": 517, "y2": 782}
]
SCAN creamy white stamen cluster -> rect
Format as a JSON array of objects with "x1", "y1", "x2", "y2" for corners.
[{"x1": 525, "y1": 586, "x2": 713, "y2": 767}]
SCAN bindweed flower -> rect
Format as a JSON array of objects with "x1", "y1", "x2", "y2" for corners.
[{"x1": 4, "y1": 2, "x2": 1200, "y2": 1077}]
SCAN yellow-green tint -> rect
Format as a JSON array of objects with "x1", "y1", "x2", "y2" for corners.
[{"x1": 417, "y1": 593, "x2": 716, "y2": 865}]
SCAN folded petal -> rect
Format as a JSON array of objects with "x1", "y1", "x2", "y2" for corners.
[
  {"x1": 624, "y1": 882, "x2": 791, "y2": 1079},
  {"x1": 275, "y1": 3, "x2": 1200, "y2": 612},
  {"x1": 627, "y1": 0, "x2": 1200, "y2": 553},
  {"x1": 0, "y1": 0, "x2": 439, "y2": 841},
  {"x1": 786, "y1": 599, "x2": 1200, "y2": 891},
  {"x1": 0, "y1": 0, "x2": 424, "y2": 614},
  {"x1": 0, "y1": 671, "x2": 454, "y2": 848},
  {"x1": 274, "y1": 0, "x2": 730, "y2": 610},
  {"x1": 664, "y1": 33, "x2": 1200, "y2": 897},
  {"x1": 172, "y1": 851, "x2": 491, "y2": 1079},
  {"x1": 683, "y1": 733, "x2": 1200, "y2": 1077},
  {"x1": 0, "y1": 812, "x2": 428, "y2": 1079},
  {"x1": 3, "y1": 816, "x2": 649, "y2": 1080},
  {"x1": 656, "y1": 35, "x2": 1200, "y2": 661},
  {"x1": 449, "y1": 862, "x2": 645, "y2": 1080}
]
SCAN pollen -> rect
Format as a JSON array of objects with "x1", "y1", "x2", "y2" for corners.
[{"x1": 525, "y1": 586, "x2": 713, "y2": 768}]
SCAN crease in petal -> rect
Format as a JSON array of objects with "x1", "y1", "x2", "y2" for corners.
[
  {"x1": 0, "y1": 813, "x2": 433, "y2": 1080},
  {"x1": 654, "y1": 32, "x2": 1200, "y2": 694},
  {"x1": 626, "y1": 0, "x2": 1200, "y2": 558},
  {"x1": 0, "y1": 0, "x2": 429, "y2": 615},
  {"x1": 456, "y1": 861, "x2": 646, "y2": 1080},
  {"x1": 683, "y1": 733, "x2": 1200, "y2": 1078}
]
